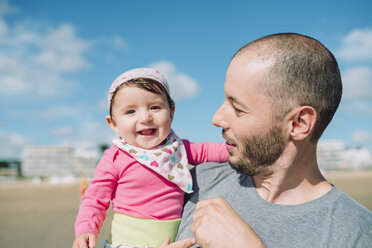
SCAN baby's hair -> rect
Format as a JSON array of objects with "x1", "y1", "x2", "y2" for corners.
[{"x1": 109, "y1": 78, "x2": 175, "y2": 117}]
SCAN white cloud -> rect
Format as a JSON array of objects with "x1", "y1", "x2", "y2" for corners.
[
  {"x1": 42, "y1": 105, "x2": 79, "y2": 119},
  {"x1": 112, "y1": 35, "x2": 129, "y2": 51},
  {"x1": 0, "y1": 19, "x2": 8, "y2": 37},
  {"x1": 148, "y1": 61, "x2": 200, "y2": 101},
  {"x1": 0, "y1": 130, "x2": 31, "y2": 159},
  {"x1": 337, "y1": 28, "x2": 372, "y2": 61},
  {"x1": 51, "y1": 126, "x2": 75, "y2": 136},
  {"x1": 342, "y1": 66, "x2": 372, "y2": 100},
  {"x1": 340, "y1": 100, "x2": 372, "y2": 116},
  {"x1": 56, "y1": 120, "x2": 113, "y2": 151},
  {"x1": 94, "y1": 35, "x2": 129, "y2": 63},
  {"x1": 43, "y1": 102, "x2": 113, "y2": 149},
  {"x1": 0, "y1": 18, "x2": 91, "y2": 99},
  {"x1": 33, "y1": 24, "x2": 91, "y2": 73},
  {"x1": 0, "y1": 0, "x2": 17, "y2": 18},
  {"x1": 352, "y1": 129, "x2": 372, "y2": 146}
]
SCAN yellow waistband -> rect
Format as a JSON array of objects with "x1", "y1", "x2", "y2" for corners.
[{"x1": 108, "y1": 213, "x2": 181, "y2": 247}]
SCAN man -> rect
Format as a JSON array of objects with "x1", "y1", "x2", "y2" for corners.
[{"x1": 172, "y1": 33, "x2": 372, "y2": 247}]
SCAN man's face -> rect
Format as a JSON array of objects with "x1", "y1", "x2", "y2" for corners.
[{"x1": 212, "y1": 57, "x2": 286, "y2": 176}]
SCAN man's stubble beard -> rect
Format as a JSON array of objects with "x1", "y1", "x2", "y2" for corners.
[{"x1": 228, "y1": 126, "x2": 286, "y2": 177}]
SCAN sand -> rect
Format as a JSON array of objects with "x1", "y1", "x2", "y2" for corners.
[
  {"x1": 0, "y1": 183, "x2": 112, "y2": 248},
  {"x1": 1, "y1": 170, "x2": 371, "y2": 248}
]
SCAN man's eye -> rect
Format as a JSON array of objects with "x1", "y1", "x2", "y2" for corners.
[
  {"x1": 232, "y1": 106, "x2": 243, "y2": 115},
  {"x1": 126, "y1": 110, "x2": 135, "y2": 114}
]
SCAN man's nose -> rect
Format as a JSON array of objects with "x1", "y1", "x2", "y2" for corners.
[{"x1": 212, "y1": 102, "x2": 228, "y2": 128}]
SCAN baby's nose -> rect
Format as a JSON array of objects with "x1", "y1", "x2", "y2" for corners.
[{"x1": 139, "y1": 111, "x2": 153, "y2": 122}]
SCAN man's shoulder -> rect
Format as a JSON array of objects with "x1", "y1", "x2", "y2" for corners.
[
  {"x1": 329, "y1": 188, "x2": 372, "y2": 245},
  {"x1": 191, "y1": 162, "x2": 237, "y2": 191},
  {"x1": 333, "y1": 187, "x2": 372, "y2": 224}
]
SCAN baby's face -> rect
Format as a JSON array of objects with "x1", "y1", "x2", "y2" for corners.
[{"x1": 108, "y1": 86, "x2": 174, "y2": 149}]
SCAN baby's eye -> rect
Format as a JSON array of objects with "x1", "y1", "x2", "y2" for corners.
[
  {"x1": 150, "y1": 106, "x2": 161, "y2": 110},
  {"x1": 126, "y1": 109, "x2": 135, "y2": 115}
]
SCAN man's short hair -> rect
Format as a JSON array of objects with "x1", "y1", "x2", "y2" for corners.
[{"x1": 234, "y1": 33, "x2": 342, "y2": 142}]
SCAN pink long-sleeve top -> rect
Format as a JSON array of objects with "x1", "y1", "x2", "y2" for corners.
[{"x1": 74, "y1": 140, "x2": 228, "y2": 237}]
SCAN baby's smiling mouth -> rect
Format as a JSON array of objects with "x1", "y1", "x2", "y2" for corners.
[{"x1": 138, "y1": 128, "x2": 157, "y2": 136}]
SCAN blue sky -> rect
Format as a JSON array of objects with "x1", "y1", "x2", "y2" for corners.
[{"x1": 1, "y1": 0, "x2": 372, "y2": 159}]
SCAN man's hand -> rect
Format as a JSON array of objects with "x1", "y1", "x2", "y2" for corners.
[
  {"x1": 191, "y1": 197, "x2": 265, "y2": 248},
  {"x1": 72, "y1": 233, "x2": 97, "y2": 248},
  {"x1": 157, "y1": 237, "x2": 196, "y2": 248}
]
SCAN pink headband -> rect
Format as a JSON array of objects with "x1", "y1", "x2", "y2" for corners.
[{"x1": 107, "y1": 68, "x2": 170, "y2": 111}]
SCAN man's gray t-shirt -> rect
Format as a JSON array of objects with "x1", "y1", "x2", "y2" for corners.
[{"x1": 176, "y1": 163, "x2": 372, "y2": 247}]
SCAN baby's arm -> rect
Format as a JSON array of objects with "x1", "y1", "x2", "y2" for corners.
[
  {"x1": 72, "y1": 233, "x2": 97, "y2": 248},
  {"x1": 74, "y1": 147, "x2": 119, "y2": 246},
  {"x1": 182, "y1": 140, "x2": 229, "y2": 165}
]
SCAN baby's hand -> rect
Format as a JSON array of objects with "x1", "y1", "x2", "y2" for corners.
[
  {"x1": 72, "y1": 233, "x2": 97, "y2": 248},
  {"x1": 157, "y1": 237, "x2": 196, "y2": 248}
]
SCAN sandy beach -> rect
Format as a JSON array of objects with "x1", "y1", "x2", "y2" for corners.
[
  {"x1": 0, "y1": 182, "x2": 113, "y2": 248},
  {"x1": 1, "y1": 170, "x2": 371, "y2": 248}
]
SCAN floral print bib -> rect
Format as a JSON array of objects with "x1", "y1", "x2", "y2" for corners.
[{"x1": 113, "y1": 130, "x2": 193, "y2": 193}]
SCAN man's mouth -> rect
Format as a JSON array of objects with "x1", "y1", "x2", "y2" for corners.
[
  {"x1": 222, "y1": 132, "x2": 237, "y2": 149},
  {"x1": 137, "y1": 128, "x2": 157, "y2": 136},
  {"x1": 225, "y1": 140, "x2": 237, "y2": 150}
]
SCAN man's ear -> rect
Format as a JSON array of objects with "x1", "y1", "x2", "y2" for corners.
[
  {"x1": 170, "y1": 105, "x2": 175, "y2": 122},
  {"x1": 288, "y1": 106, "x2": 317, "y2": 141},
  {"x1": 106, "y1": 115, "x2": 119, "y2": 134}
]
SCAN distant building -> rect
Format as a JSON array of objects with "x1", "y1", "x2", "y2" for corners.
[
  {"x1": 317, "y1": 140, "x2": 372, "y2": 170},
  {"x1": 0, "y1": 160, "x2": 22, "y2": 177},
  {"x1": 317, "y1": 140, "x2": 346, "y2": 170},
  {"x1": 19, "y1": 140, "x2": 372, "y2": 178},
  {"x1": 22, "y1": 146, "x2": 97, "y2": 178},
  {"x1": 73, "y1": 148, "x2": 99, "y2": 177},
  {"x1": 342, "y1": 147, "x2": 372, "y2": 170}
]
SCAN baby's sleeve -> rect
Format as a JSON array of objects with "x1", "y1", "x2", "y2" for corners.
[
  {"x1": 182, "y1": 140, "x2": 229, "y2": 165},
  {"x1": 74, "y1": 147, "x2": 119, "y2": 237}
]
